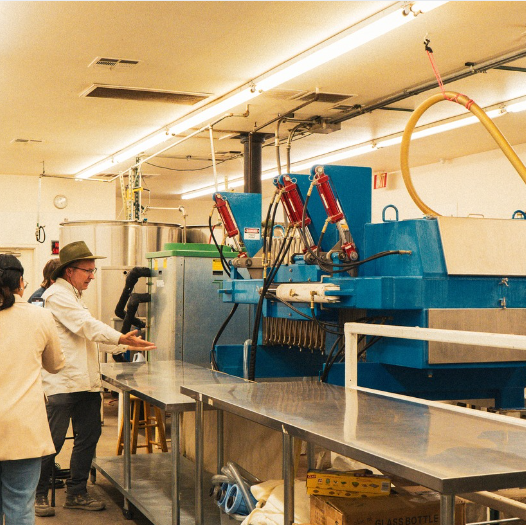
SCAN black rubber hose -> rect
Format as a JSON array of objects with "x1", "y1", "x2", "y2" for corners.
[
  {"x1": 211, "y1": 303, "x2": 239, "y2": 371},
  {"x1": 209, "y1": 214, "x2": 231, "y2": 276},
  {"x1": 121, "y1": 293, "x2": 150, "y2": 334},
  {"x1": 115, "y1": 267, "x2": 151, "y2": 319},
  {"x1": 248, "y1": 233, "x2": 295, "y2": 381}
]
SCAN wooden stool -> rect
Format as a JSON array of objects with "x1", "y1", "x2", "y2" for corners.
[{"x1": 117, "y1": 395, "x2": 168, "y2": 455}]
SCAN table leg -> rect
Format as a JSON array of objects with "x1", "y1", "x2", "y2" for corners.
[
  {"x1": 123, "y1": 391, "x2": 131, "y2": 513},
  {"x1": 217, "y1": 409, "x2": 224, "y2": 473},
  {"x1": 283, "y1": 432, "x2": 294, "y2": 525},
  {"x1": 195, "y1": 400, "x2": 204, "y2": 525},
  {"x1": 171, "y1": 410, "x2": 180, "y2": 525},
  {"x1": 440, "y1": 494, "x2": 455, "y2": 525},
  {"x1": 307, "y1": 442, "x2": 316, "y2": 470}
]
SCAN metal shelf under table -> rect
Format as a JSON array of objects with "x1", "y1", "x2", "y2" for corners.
[
  {"x1": 180, "y1": 381, "x2": 526, "y2": 525},
  {"x1": 97, "y1": 360, "x2": 247, "y2": 525}
]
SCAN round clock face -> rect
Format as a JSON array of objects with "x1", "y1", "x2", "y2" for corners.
[{"x1": 53, "y1": 194, "x2": 68, "y2": 209}]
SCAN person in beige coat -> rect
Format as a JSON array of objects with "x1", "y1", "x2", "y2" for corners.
[{"x1": 0, "y1": 254, "x2": 64, "y2": 525}]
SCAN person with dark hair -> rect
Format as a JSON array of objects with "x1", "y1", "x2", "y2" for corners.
[
  {"x1": 27, "y1": 258, "x2": 61, "y2": 303},
  {"x1": 0, "y1": 254, "x2": 64, "y2": 525},
  {"x1": 35, "y1": 241, "x2": 156, "y2": 517}
]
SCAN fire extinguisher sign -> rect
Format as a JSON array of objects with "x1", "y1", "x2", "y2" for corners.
[
  {"x1": 244, "y1": 227, "x2": 261, "y2": 240},
  {"x1": 374, "y1": 172, "x2": 388, "y2": 189}
]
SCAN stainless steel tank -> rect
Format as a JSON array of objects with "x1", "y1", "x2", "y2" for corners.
[{"x1": 59, "y1": 220, "x2": 182, "y2": 324}]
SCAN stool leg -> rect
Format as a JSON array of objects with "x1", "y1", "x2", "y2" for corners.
[
  {"x1": 117, "y1": 411, "x2": 125, "y2": 455},
  {"x1": 131, "y1": 399, "x2": 140, "y2": 454},
  {"x1": 144, "y1": 401, "x2": 153, "y2": 453},
  {"x1": 154, "y1": 407, "x2": 169, "y2": 452}
]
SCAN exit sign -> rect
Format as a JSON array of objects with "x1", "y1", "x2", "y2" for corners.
[{"x1": 374, "y1": 172, "x2": 388, "y2": 189}]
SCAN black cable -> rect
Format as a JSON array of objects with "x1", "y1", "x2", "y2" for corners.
[
  {"x1": 208, "y1": 213, "x2": 231, "y2": 277},
  {"x1": 262, "y1": 191, "x2": 278, "y2": 268},
  {"x1": 211, "y1": 303, "x2": 239, "y2": 371},
  {"x1": 145, "y1": 154, "x2": 242, "y2": 172},
  {"x1": 248, "y1": 232, "x2": 295, "y2": 381},
  {"x1": 320, "y1": 335, "x2": 343, "y2": 383}
]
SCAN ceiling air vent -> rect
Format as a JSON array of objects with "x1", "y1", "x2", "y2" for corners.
[
  {"x1": 266, "y1": 88, "x2": 310, "y2": 100},
  {"x1": 10, "y1": 138, "x2": 43, "y2": 144},
  {"x1": 80, "y1": 84, "x2": 210, "y2": 105},
  {"x1": 295, "y1": 91, "x2": 358, "y2": 104},
  {"x1": 89, "y1": 57, "x2": 140, "y2": 70}
]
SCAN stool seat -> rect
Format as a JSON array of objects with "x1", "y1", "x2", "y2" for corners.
[{"x1": 117, "y1": 395, "x2": 168, "y2": 455}]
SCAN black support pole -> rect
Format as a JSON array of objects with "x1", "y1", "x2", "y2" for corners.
[{"x1": 240, "y1": 133, "x2": 267, "y2": 194}]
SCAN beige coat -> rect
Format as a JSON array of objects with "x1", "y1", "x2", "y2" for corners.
[{"x1": 0, "y1": 295, "x2": 64, "y2": 461}]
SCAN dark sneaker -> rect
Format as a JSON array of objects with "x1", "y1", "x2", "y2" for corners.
[
  {"x1": 63, "y1": 493, "x2": 106, "y2": 511},
  {"x1": 35, "y1": 494, "x2": 55, "y2": 517}
]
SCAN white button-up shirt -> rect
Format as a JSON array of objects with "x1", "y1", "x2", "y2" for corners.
[{"x1": 41, "y1": 278, "x2": 126, "y2": 395}]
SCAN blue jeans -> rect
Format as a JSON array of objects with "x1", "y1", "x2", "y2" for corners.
[{"x1": 0, "y1": 457, "x2": 41, "y2": 525}]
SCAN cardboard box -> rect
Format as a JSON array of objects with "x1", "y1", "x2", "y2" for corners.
[
  {"x1": 307, "y1": 469, "x2": 391, "y2": 496},
  {"x1": 307, "y1": 487, "x2": 388, "y2": 498},
  {"x1": 310, "y1": 492, "x2": 465, "y2": 525}
]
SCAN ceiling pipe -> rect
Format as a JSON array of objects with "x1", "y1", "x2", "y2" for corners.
[{"x1": 331, "y1": 47, "x2": 526, "y2": 125}]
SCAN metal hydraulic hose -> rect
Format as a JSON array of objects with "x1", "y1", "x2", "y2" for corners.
[{"x1": 400, "y1": 91, "x2": 526, "y2": 216}]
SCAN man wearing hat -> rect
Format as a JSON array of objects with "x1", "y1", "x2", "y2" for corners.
[{"x1": 35, "y1": 241, "x2": 156, "y2": 517}]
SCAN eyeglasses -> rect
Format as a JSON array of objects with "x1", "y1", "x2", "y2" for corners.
[
  {"x1": 23, "y1": 280, "x2": 28, "y2": 289},
  {"x1": 71, "y1": 266, "x2": 97, "y2": 275}
]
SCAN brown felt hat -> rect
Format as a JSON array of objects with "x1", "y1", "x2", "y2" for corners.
[{"x1": 51, "y1": 241, "x2": 106, "y2": 280}]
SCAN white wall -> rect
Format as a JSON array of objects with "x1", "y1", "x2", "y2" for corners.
[
  {"x1": 0, "y1": 174, "x2": 116, "y2": 290},
  {"x1": 371, "y1": 143, "x2": 526, "y2": 222}
]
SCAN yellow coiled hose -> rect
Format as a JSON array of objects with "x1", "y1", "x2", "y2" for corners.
[{"x1": 400, "y1": 91, "x2": 526, "y2": 216}]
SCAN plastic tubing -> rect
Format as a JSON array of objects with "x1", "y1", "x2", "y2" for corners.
[{"x1": 400, "y1": 91, "x2": 526, "y2": 216}]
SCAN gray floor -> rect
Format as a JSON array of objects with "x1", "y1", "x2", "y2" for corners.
[{"x1": 36, "y1": 392, "x2": 155, "y2": 525}]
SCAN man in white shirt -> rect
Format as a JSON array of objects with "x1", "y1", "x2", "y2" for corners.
[{"x1": 35, "y1": 241, "x2": 156, "y2": 517}]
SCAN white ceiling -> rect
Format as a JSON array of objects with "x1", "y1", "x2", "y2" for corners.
[{"x1": 3, "y1": 1, "x2": 526, "y2": 201}]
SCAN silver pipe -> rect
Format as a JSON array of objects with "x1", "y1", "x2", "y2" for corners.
[
  {"x1": 307, "y1": 442, "x2": 316, "y2": 470},
  {"x1": 283, "y1": 433, "x2": 295, "y2": 525},
  {"x1": 123, "y1": 392, "x2": 131, "y2": 490},
  {"x1": 243, "y1": 340, "x2": 252, "y2": 380},
  {"x1": 171, "y1": 410, "x2": 181, "y2": 525},
  {"x1": 195, "y1": 401, "x2": 204, "y2": 525},
  {"x1": 227, "y1": 460, "x2": 262, "y2": 485},
  {"x1": 209, "y1": 126, "x2": 219, "y2": 192},
  {"x1": 275, "y1": 119, "x2": 282, "y2": 176},
  {"x1": 226, "y1": 461, "x2": 256, "y2": 513},
  {"x1": 466, "y1": 518, "x2": 523, "y2": 525},
  {"x1": 217, "y1": 410, "x2": 224, "y2": 474},
  {"x1": 440, "y1": 494, "x2": 456, "y2": 525}
]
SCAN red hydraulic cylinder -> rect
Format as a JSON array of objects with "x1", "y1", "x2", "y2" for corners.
[
  {"x1": 281, "y1": 176, "x2": 311, "y2": 227},
  {"x1": 313, "y1": 166, "x2": 344, "y2": 223},
  {"x1": 214, "y1": 194, "x2": 239, "y2": 238}
]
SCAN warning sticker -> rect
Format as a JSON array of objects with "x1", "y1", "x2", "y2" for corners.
[{"x1": 244, "y1": 227, "x2": 261, "y2": 240}]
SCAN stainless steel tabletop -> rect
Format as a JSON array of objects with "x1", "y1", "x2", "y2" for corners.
[
  {"x1": 100, "y1": 360, "x2": 247, "y2": 411},
  {"x1": 180, "y1": 381, "x2": 526, "y2": 494}
]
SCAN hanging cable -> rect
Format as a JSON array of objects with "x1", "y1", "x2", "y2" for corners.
[
  {"x1": 211, "y1": 303, "x2": 239, "y2": 370},
  {"x1": 208, "y1": 211, "x2": 231, "y2": 277}
]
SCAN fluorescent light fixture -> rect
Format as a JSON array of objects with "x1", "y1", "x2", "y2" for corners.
[
  {"x1": 506, "y1": 100, "x2": 526, "y2": 113},
  {"x1": 257, "y1": 3, "x2": 447, "y2": 93},
  {"x1": 75, "y1": 2, "x2": 448, "y2": 180},
  {"x1": 181, "y1": 178, "x2": 244, "y2": 200},
  {"x1": 76, "y1": 158, "x2": 115, "y2": 180},
  {"x1": 113, "y1": 132, "x2": 170, "y2": 164}
]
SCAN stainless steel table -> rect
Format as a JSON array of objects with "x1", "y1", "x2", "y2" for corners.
[
  {"x1": 94, "y1": 360, "x2": 246, "y2": 525},
  {"x1": 180, "y1": 381, "x2": 526, "y2": 525}
]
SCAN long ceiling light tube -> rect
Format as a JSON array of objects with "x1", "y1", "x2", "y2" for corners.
[
  {"x1": 75, "y1": 1, "x2": 448, "y2": 180},
  {"x1": 181, "y1": 99, "x2": 523, "y2": 200}
]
